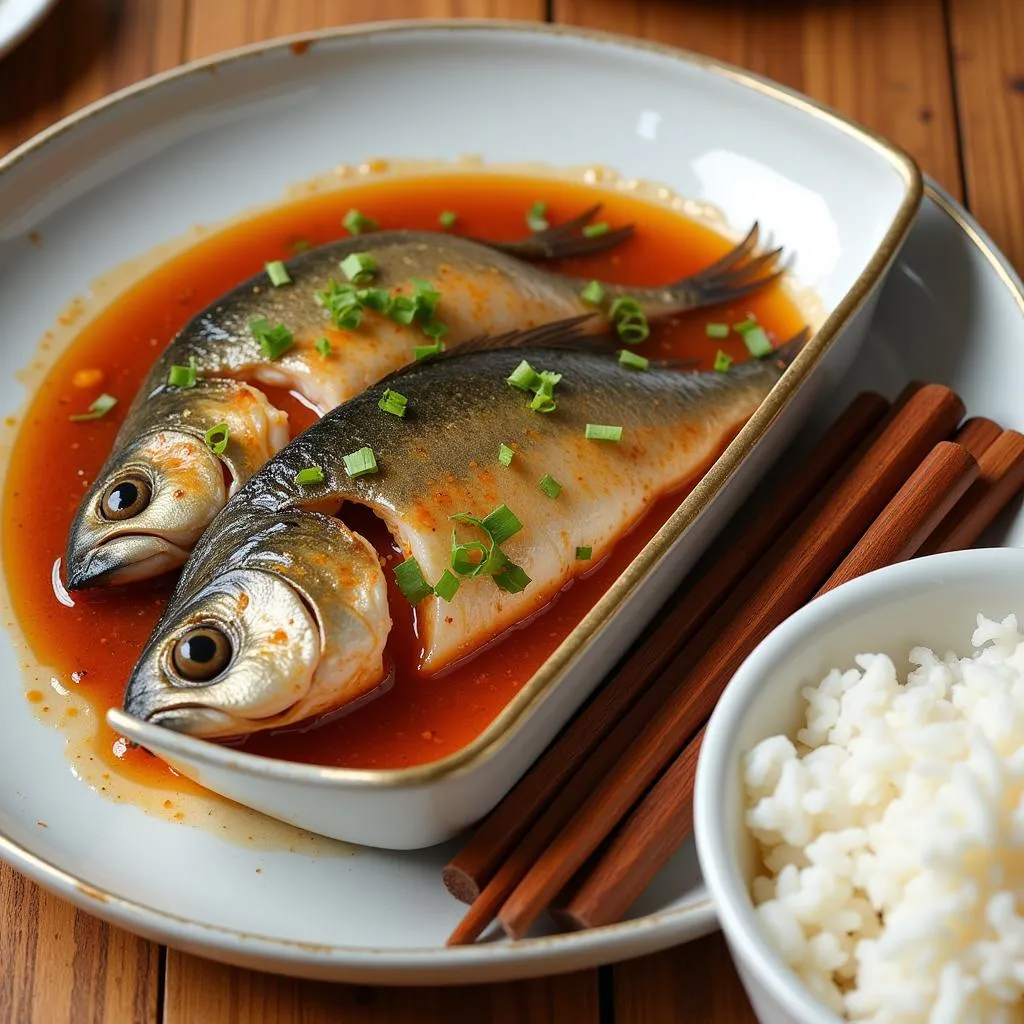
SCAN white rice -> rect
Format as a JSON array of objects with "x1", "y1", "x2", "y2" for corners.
[{"x1": 744, "y1": 613, "x2": 1024, "y2": 1023}]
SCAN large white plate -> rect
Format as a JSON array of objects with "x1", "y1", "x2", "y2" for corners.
[{"x1": 1, "y1": 24, "x2": 1022, "y2": 985}]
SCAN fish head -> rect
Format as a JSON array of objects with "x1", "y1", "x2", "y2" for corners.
[
  {"x1": 122, "y1": 510, "x2": 391, "y2": 738},
  {"x1": 65, "y1": 380, "x2": 289, "y2": 589},
  {"x1": 65, "y1": 430, "x2": 228, "y2": 589}
]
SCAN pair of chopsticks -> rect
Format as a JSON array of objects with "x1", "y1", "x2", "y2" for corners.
[{"x1": 442, "y1": 384, "x2": 1024, "y2": 943}]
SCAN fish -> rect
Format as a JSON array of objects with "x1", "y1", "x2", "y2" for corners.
[
  {"x1": 121, "y1": 317, "x2": 805, "y2": 739},
  {"x1": 64, "y1": 209, "x2": 783, "y2": 589}
]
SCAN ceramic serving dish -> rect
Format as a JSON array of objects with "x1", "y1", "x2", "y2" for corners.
[
  {"x1": 0, "y1": 20, "x2": 921, "y2": 850},
  {"x1": 694, "y1": 548, "x2": 1024, "y2": 1023}
]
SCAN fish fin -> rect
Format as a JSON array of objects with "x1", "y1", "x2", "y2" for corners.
[{"x1": 479, "y1": 204, "x2": 634, "y2": 262}]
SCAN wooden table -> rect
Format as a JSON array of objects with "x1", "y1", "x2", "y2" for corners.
[{"x1": 2, "y1": 1, "x2": 1021, "y2": 1020}]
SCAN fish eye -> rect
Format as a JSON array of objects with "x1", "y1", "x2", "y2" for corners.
[
  {"x1": 100, "y1": 474, "x2": 152, "y2": 521},
  {"x1": 171, "y1": 626, "x2": 233, "y2": 682}
]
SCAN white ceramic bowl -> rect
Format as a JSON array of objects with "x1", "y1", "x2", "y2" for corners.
[
  {"x1": 0, "y1": 20, "x2": 921, "y2": 849},
  {"x1": 694, "y1": 547, "x2": 1024, "y2": 1023}
]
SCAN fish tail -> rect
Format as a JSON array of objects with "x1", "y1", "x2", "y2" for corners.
[{"x1": 482, "y1": 204, "x2": 634, "y2": 262}]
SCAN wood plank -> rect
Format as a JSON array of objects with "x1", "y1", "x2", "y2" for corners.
[
  {"x1": 183, "y1": 0, "x2": 546, "y2": 60},
  {"x1": 948, "y1": 0, "x2": 1024, "y2": 273},
  {"x1": 552, "y1": 1, "x2": 961, "y2": 1019},
  {"x1": 0, "y1": 0, "x2": 186, "y2": 154},
  {"x1": 163, "y1": 950, "x2": 599, "y2": 1024},
  {"x1": 553, "y1": 0, "x2": 963, "y2": 197}
]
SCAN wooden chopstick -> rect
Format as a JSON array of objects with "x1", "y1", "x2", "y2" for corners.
[
  {"x1": 552, "y1": 439, "x2": 979, "y2": 931},
  {"x1": 492, "y1": 384, "x2": 963, "y2": 939},
  {"x1": 441, "y1": 391, "x2": 890, "y2": 905},
  {"x1": 952, "y1": 416, "x2": 1003, "y2": 458}
]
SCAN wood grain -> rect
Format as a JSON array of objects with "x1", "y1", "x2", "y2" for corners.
[
  {"x1": 553, "y1": 0, "x2": 963, "y2": 198},
  {"x1": 948, "y1": 0, "x2": 1024, "y2": 272},
  {"x1": 163, "y1": 950, "x2": 598, "y2": 1024}
]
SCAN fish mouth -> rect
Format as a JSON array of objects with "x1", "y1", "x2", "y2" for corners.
[
  {"x1": 143, "y1": 704, "x2": 251, "y2": 738},
  {"x1": 66, "y1": 534, "x2": 191, "y2": 589}
]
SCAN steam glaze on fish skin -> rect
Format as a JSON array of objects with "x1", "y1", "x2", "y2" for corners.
[
  {"x1": 65, "y1": 219, "x2": 782, "y2": 591},
  {"x1": 123, "y1": 323, "x2": 801, "y2": 740}
]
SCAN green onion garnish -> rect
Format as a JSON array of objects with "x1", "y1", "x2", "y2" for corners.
[
  {"x1": 357, "y1": 287, "x2": 389, "y2": 312},
  {"x1": 580, "y1": 280, "x2": 604, "y2": 305},
  {"x1": 526, "y1": 201, "x2": 549, "y2": 233},
  {"x1": 204, "y1": 422, "x2": 230, "y2": 455},
  {"x1": 494, "y1": 562, "x2": 531, "y2": 594},
  {"x1": 378, "y1": 388, "x2": 408, "y2": 417},
  {"x1": 314, "y1": 336, "x2": 332, "y2": 357},
  {"x1": 733, "y1": 317, "x2": 757, "y2": 333},
  {"x1": 394, "y1": 557, "x2": 434, "y2": 605},
  {"x1": 585, "y1": 423, "x2": 623, "y2": 442},
  {"x1": 250, "y1": 318, "x2": 294, "y2": 359},
  {"x1": 498, "y1": 443, "x2": 515, "y2": 467},
  {"x1": 340, "y1": 252, "x2": 377, "y2": 284},
  {"x1": 343, "y1": 209, "x2": 378, "y2": 235},
  {"x1": 342, "y1": 446, "x2": 378, "y2": 479},
  {"x1": 438, "y1": 211, "x2": 457, "y2": 229},
  {"x1": 167, "y1": 356, "x2": 198, "y2": 388},
  {"x1": 706, "y1": 322, "x2": 729, "y2": 339},
  {"x1": 294, "y1": 466, "x2": 325, "y2": 487},
  {"x1": 583, "y1": 222, "x2": 610, "y2": 238},
  {"x1": 714, "y1": 350, "x2": 733, "y2": 373},
  {"x1": 480, "y1": 504, "x2": 523, "y2": 545},
  {"x1": 507, "y1": 360, "x2": 541, "y2": 392},
  {"x1": 433, "y1": 570, "x2": 460, "y2": 603},
  {"x1": 539, "y1": 474, "x2": 562, "y2": 499},
  {"x1": 609, "y1": 296, "x2": 650, "y2": 345},
  {"x1": 576, "y1": 546, "x2": 593, "y2": 561},
  {"x1": 315, "y1": 281, "x2": 363, "y2": 331},
  {"x1": 69, "y1": 393, "x2": 117, "y2": 422},
  {"x1": 451, "y1": 536, "x2": 489, "y2": 576},
  {"x1": 741, "y1": 326, "x2": 774, "y2": 358},
  {"x1": 265, "y1": 260, "x2": 291, "y2": 287},
  {"x1": 291, "y1": 238, "x2": 311, "y2": 252},
  {"x1": 618, "y1": 349, "x2": 649, "y2": 371},
  {"x1": 530, "y1": 392, "x2": 557, "y2": 413},
  {"x1": 413, "y1": 340, "x2": 445, "y2": 360}
]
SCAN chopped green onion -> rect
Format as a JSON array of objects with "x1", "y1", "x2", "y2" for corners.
[
  {"x1": 204, "y1": 422, "x2": 230, "y2": 455},
  {"x1": 167, "y1": 356, "x2": 198, "y2": 388},
  {"x1": 583, "y1": 222, "x2": 610, "y2": 238},
  {"x1": 507, "y1": 359, "x2": 541, "y2": 392},
  {"x1": 315, "y1": 281, "x2": 363, "y2": 331},
  {"x1": 413, "y1": 340, "x2": 445, "y2": 360},
  {"x1": 386, "y1": 294, "x2": 417, "y2": 325},
  {"x1": 314, "y1": 336, "x2": 332, "y2": 357},
  {"x1": 618, "y1": 349, "x2": 649, "y2": 371},
  {"x1": 585, "y1": 423, "x2": 623, "y2": 442},
  {"x1": 705, "y1": 322, "x2": 729, "y2": 339},
  {"x1": 342, "y1": 446, "x2": 378, "y2": 478},
  {"x1": 438, "y1": 210, "x2": 457, "y2": 229},
  {"x1": 393, "y1": 557, "x2": 433, "y2": 605},
  {"x1": 526, "y1": 201, "x2": 549, "y2": 233},
  {"x1": 733, "y1": 317, "x2": 757, "y2": 334},
  {"x1": 609, "y1": 296, "x2": 650, "y2": 345},
  {"x1": 69, "y1": 393, "x2": 117, "y2": 422},
  {"x1": 580, "y1": 280, "x2": 604, "y2": 305},
  {"x1": 498, "y1": 443, "x2": 515, "y2": 467},
  {"x1": 451, "y1": 536, "x2": 489, "y2": 576},
  {"x1": 741, "y1": 326, "x2": 774, "y2": 358},
  {"x1": 714, "y1": 350, "x2": 733, "y2": 373},
  {"x1": 539, "y1": 474, "x2": 562, "y2": 499},
  {"x1": 357, "y1": 286, "x2": 389, "y2": 312},
  {"x1": 410, "y1": 278, "x2": 441, "y2": 318},
  {"x1": 249, "y1": 318, "x2": 294, "y2": 359},
  {"x1": 480, "y1": 505, "x2": 523, "y2": 545},
  {"x1": 291, "y1": 238, "x2": 311, "y2": 252},
  {"x1": 378, "y1": 388, "x2": 408, "y2": 417},
  {"x1": 294, "y1": 466, "x2": 325, "y2": 487},
  {"x1": 340, "y1": 252, "x2": 377, "y2": 284},
  {"x1": 494, "y1": 562, "x2": 531, "y2": 594},
  {"x1": 265, "y1": 260, "x2": 291, "y2": 287},
  {"x1": 433, "y1": 570, "x2": 460, "y2": 603},
  {"x1": 343, "y1": 209, "x2": 378, "y2": 235},
  {"x1": 576, "y1": 546, "x2": 593, "y2": 561},
  {"x1": 530, "y1": 392, "x2": 557, "y2": 413}
]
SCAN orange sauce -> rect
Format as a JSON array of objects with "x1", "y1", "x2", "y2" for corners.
[{"x1": 1, "y1": 173, "x2": 805, "y2": 783}]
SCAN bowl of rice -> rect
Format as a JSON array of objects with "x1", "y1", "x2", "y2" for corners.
[{"x1": 694, "y1": 547, "x2": 1024, "y2": 1023}]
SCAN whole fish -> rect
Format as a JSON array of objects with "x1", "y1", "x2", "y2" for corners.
[
  {"x1": 121, "y1": 318, "x2": 804, "y2": 739},
  {"x1": 64, "y1": 210, "x2": 782, "y2": 589}
]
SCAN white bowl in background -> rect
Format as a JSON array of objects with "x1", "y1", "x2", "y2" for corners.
[{"x1": 694, "y1": 547, "x2": 1024, "y2": 1023}]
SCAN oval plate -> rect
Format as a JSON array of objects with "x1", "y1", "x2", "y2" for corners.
[{"x1": 1, "y1": 23, "x2": 1022, "y2": 984}]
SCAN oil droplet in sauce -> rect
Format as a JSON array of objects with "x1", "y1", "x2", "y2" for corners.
[{"x1": 2, "y1": 172, "x2": 806, "y2": 796}]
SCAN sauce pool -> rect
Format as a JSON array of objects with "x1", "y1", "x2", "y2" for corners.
[{"x1": 1, "y1": 172, "x2": 805, "y2": 785}]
